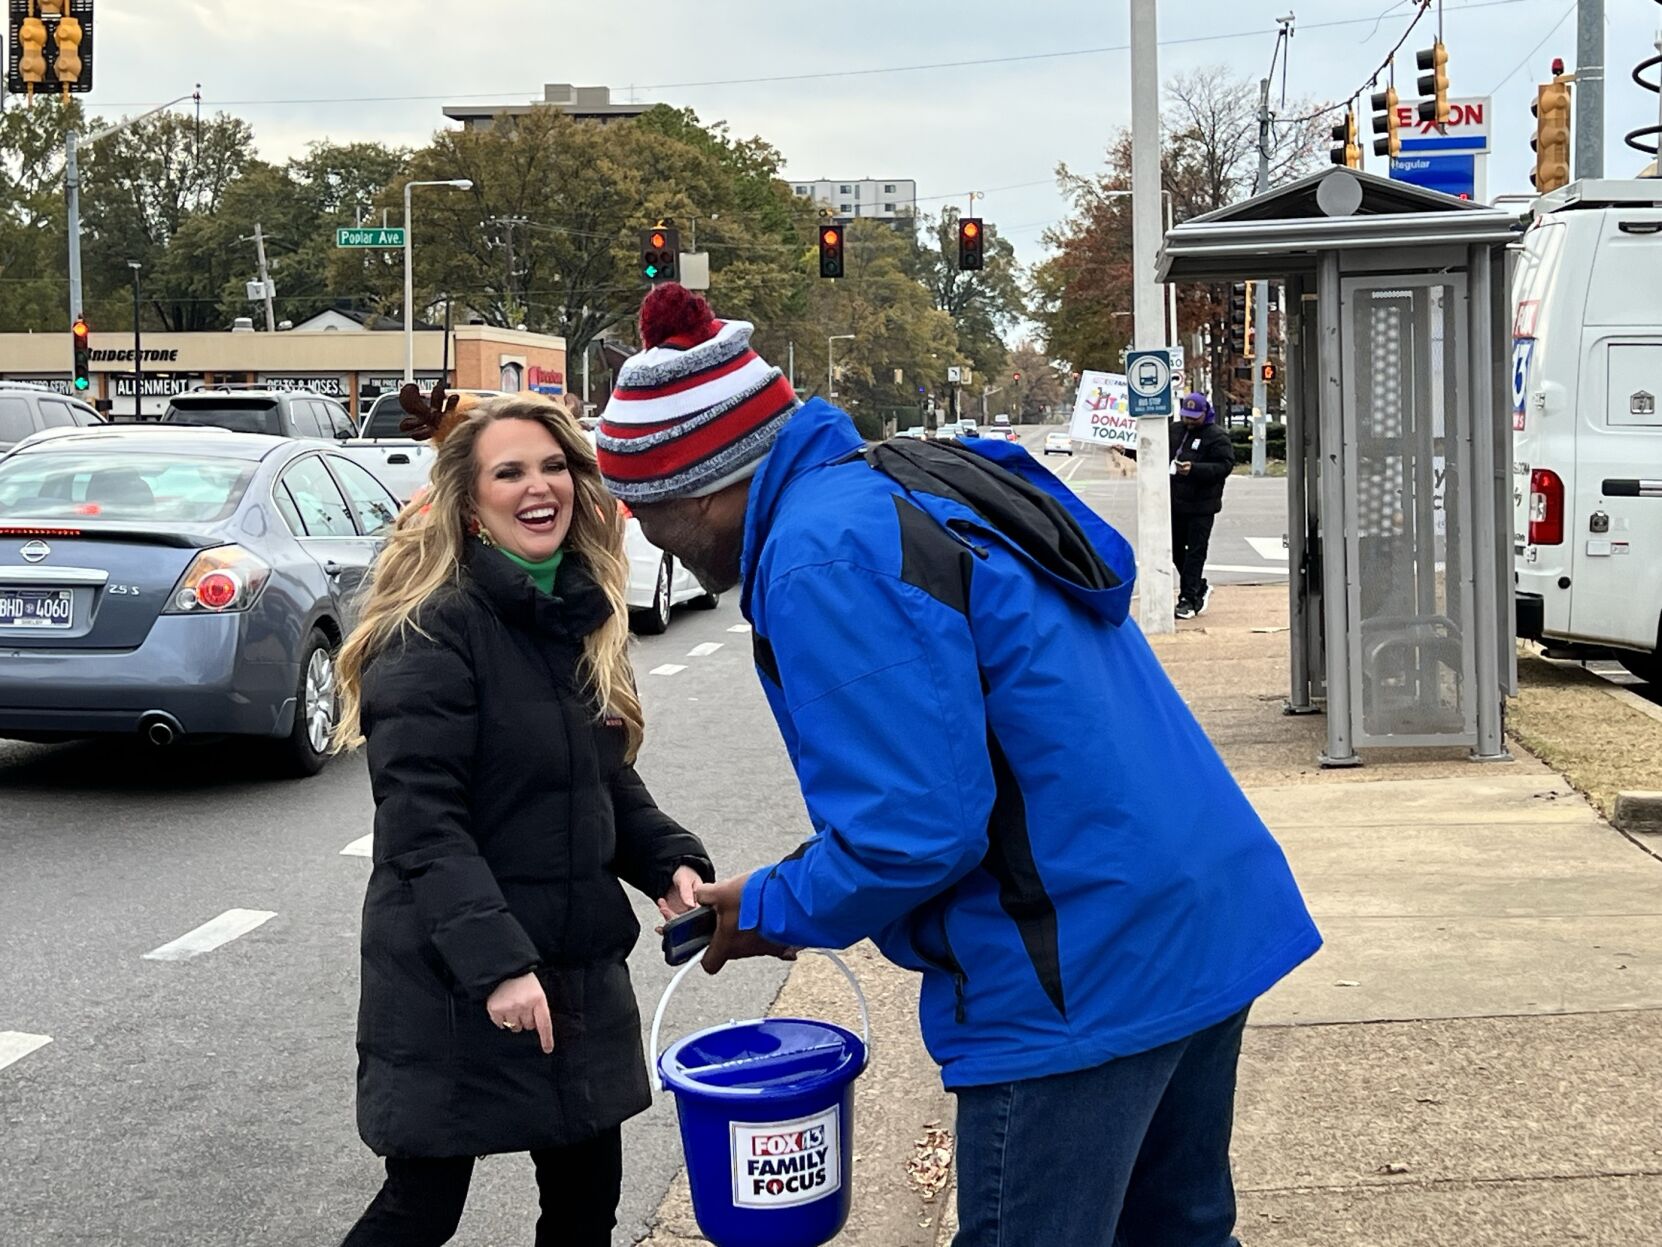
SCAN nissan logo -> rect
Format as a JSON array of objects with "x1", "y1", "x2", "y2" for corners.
[{"x1": 19, "y1": 540, "x2": 50, "y2": 563}]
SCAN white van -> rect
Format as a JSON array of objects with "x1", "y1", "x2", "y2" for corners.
[{"x1": 1512, "y1": 180, "x2": 1662, "y2": 681}]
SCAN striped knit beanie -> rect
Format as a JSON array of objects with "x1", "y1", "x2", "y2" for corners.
[{"x1": 596, "y1": 284, "x2": 799, "y2": 504}]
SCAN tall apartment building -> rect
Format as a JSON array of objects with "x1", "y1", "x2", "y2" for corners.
[
  {"x1": 444, "y1": 84, "x2": 652, "y2": 132},
  {"x1": 789, "y1": 179, "x2": 919, "y2": 223}
]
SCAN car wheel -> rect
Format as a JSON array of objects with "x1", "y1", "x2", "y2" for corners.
[
  {"x1": 272, "y1": 629, "x2": 336, "y2": 778},
  {"x1": 634, "y1": 555, "x2": 673, "y2": 635}
]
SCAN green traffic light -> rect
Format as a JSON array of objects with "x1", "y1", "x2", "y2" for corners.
[
  {"x1": 645, "y1": 264, "x2": 658, "y2": 278},
  {"x1": 73, "y1": 378, "x2": 89, "y2": 390}
]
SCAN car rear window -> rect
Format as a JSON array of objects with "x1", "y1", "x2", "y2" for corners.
[
  {"x1": 163, "y1": 399, "x2": 282, "y2": 435},
  {"x1": 362, "y1": 395, "x2": 406, "y2": 439},
  {"x1": 0, "y1": 451, "x2": 255, "y2": 523}
]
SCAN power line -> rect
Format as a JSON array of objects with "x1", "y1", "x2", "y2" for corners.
[
  {"x1": 88, "y1": 0, "x2": 1551, "y2": 110},
  {"x1": 1487, "y1": 1, "x2": 1577, "y2": 94},
  {"x1": 1278, "y1": 0, "x2": 1439, "y2": 125}
]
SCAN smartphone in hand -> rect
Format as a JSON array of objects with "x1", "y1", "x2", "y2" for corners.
[{"x1": 661, "y1": 906, "x2": 718, "y2": 967}]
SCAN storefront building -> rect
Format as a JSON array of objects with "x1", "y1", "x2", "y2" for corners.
[{"x1": 0, "y1": 324, "x2": 568, "y2": 421}]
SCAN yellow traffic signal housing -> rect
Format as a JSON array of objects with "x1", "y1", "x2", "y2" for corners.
[
  {"x1": 1530, "y1": 75, "x2": 1573, "y2": 194},
  {"x1": 1416, "y1": 42, "x2": 1451, "y2": 127},
  {"x1": 1370, "y1": 86, "x2": 1401, "y2": 159},
  {"x1": 1329, "y1": 111, "x2": 1362, "y2": 170},
  {"x1": 52, "y1": 15, "x2": 82, "y2": 94}
]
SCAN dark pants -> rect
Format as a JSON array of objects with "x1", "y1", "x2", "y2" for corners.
[
  {"x1": 1171, "y1": 509, "x2": 1216, "y2": 606},
  {"x1": 952, "y1": 1008, "x2": 1250, "y2": 1247},
  {"x1": 340, "y1": 1128, "x2": 622, "y2": 1247}
]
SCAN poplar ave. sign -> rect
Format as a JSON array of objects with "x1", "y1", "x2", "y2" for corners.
[{"x1": 336, "y1": 227, "x2": 406, "y2": 248}]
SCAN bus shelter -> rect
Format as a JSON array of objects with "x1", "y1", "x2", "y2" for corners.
[{"x1": 1157, "y1": 168, "x2": 1522, "y2": 766}]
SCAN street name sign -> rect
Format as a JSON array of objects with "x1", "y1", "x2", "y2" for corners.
[
  {"x1": 336, "y1": 227, "x2": 406, "y2": 248},
  {"x1": 1125, "y1": 349, "x2": 1174, "y2": 417}
]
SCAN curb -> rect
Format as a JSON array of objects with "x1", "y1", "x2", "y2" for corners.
[{"x1": 1613, "y1": 790, "x2": 1662, "y2": 837}]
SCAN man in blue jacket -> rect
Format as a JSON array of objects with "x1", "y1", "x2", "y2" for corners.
[{"x1": 597, "y1": 286, "x2": 1320, "y2": 1246}]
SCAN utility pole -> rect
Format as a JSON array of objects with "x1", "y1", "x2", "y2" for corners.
[
  {"x1": 1130, "y1": 0, "x2": 1174, "y2": 635},
  {"x1": 1251, "y1": 76, "x2": 1273, "y2": 478},
  {"x1": 252, "y1": 225, "x2": 276, "y2": 332},
  {"x1": 128, "y1": 262, "x2": 143, "y2": 421},
  {"x1": 489, "y1": 216, "x2": 529, "y2": 322},
  {"x1": 1575, "y1": 0, "x2": 1605, "y2": 179},
  {"x1": 787, "y1": 341, "x2": 796, "y2": 392}
]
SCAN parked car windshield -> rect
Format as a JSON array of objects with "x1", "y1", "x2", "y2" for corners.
[
  {"x1": 162, "y1": 398, "x2": 282, "y2": 435},
  {"x1": 0, "y1": 450, "x2": 255, "y2": 523}
]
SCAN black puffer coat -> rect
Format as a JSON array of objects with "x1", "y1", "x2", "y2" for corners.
[
  {"x1": 355, "y1": 540, "x2": 712, "y2": 1158},
  {"x1": 1167, "y1": 420, "x2": 1236, "y2": 515}
]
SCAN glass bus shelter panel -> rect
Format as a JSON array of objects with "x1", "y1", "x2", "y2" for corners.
[{"x1": 1344, "y1": 279, "x2": 1477, "y2": 746}]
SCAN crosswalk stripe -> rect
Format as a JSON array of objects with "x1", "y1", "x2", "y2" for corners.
[
  {"x1": 340, "y1": 834, "x2": 373, "y2": 858},
  {"x1": 687, "y1": 642, "x2": 723, "y2": 658},
  {"x1": 727, "y1": 624, "x2": 752, "y2": 634},
  {"x1": 650, "y1": 664, "x2": 688, "y2": 676},
  {"x1": 142, "y1": 909, "x2": 278, "y2": 962},
  {"x1": 1244, "y1": 537, "x2": 1289, "y2": 561},
  {"x1": 0, "y1": 1032, "x2": 52, "y2": 1073}
]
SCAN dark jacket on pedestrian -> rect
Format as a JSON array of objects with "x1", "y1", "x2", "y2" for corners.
[
  {"x1": 1167, "y1": 421, "x2": 1235, "y2": 515},
  {"x1": 354, "y1": 540, "x2": 712, "y2": 1158}
]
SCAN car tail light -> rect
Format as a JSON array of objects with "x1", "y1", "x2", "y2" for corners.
[
  {"x1": 165, "y1": 545, "x2": 271, "y2": 614},
  {"x1": 1528, "y1": 469, "x2": 1565, "y2": 546},
  {"x1": 0, "y1": 526, "x2": 81, "y2": 537}
]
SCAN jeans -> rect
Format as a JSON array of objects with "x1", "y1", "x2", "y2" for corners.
[
  {"x1": 1171, "y1": 510, "x2": 1216, "y2": 607},
  {"x1": 952, "y1": 1008, "x2": 1250, "y2": 1247},
  {"x1": 340, "y1": 1128, "x2": 622, "y2": 1247}
]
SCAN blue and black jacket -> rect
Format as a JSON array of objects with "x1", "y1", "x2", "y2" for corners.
[{"x1": 736, "y1": 399, "x2": 1320, "y2": 1088}]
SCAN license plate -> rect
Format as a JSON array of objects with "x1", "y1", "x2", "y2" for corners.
[{"x1": 0, "y1": 588, "x2": 74, "y2": 629}]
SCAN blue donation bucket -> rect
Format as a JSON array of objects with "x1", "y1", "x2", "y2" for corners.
[{"x1": 651, "y1": 951, "x2": 871, "y2": 1247}]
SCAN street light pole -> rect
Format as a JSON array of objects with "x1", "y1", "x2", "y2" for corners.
[
  {"x1": 404, "y1": 179, "x2": 474, "y2": 384},
  {"x1": 128, "y1": 262, "x2": 142, "y2": 421},
  {"x1": 828, "y1": 334, "x2": 855, "y2": 400}
]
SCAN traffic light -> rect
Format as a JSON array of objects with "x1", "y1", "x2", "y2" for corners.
[
  {"x1": 1261, "y1": 362, "x2": 1278, "y2": 384},
  {"x1": 818, "y1": 224, "x2": 845, "y2": 279},
  {"x1": 639, "y1": 226, "x2": 680, "y2": 284},
  {"x1": 1227, "y1": 283, "x2": 1248, "y2": 356},
  {"x1": 6, "y1": 1, "x2": 95, "y2": 100},
  {"x1": 1329, "y1": 110, "x2": 1361, "y2": 169},
  {"x1": 1370, "y1": 86, "x2": 1401, "y2": 159},
  {"x1": 1530, "y1": 61, "x2": 1573, "y2": 194},
  {"x1": 957, "y1": 218, "x2": 985, "y2": 272},
  {"x1": 1416, "y1": 41, "x2": 1450, "y2": 127},
  {"x1": 71, "y1": 317, "x2": 91, "y2": 392}
]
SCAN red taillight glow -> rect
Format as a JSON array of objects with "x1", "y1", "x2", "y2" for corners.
[
  {"x1": 0, "y1": 526, "x2": 81, "y2": 537},
  {"x1": 194, "y1": 571, "x2": 240, "y2": 611},
  {"x1": 1528, "y1": 468, "x2": 1565, "y2": 546}
]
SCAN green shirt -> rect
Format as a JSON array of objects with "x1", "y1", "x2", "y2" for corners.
[{"x1": 498, "y1": 546, "x2": 565, "y2": 596}]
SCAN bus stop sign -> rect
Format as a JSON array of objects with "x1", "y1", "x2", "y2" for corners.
[{"x1": 1126, "y1": 349, "x2": 1174, "y2": 417}]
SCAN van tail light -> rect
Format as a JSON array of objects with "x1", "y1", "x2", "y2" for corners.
[
  {"x1": 1528, "y1": 469, "x2": 1565, "y2": 546},
  {"x1": 164, "y1": 545, "x2": 272, "y2": 614}
]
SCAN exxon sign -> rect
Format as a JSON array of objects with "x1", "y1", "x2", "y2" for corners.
[{"x1": 1394, "y1": 96, "x2": 1491, "y2": 152}]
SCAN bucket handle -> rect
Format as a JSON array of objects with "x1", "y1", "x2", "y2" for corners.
[{"x1": 650, "y1": 949, "x2": 871, "y2": 1092}]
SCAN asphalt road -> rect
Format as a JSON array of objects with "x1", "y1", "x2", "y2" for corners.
[
  {"x1": 0, "y1": 598, "x2": 804, "y2": 1247},
  {"x1": 0, "y1": 428, "x2": 1292, "y2": 1245},
  {"x1": 1013, "y1": 424, "x2": 1292, "y2": 586}
]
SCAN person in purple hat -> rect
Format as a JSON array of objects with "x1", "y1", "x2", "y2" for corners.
[{"x1": 1169, "y1": 392, "x2": 1235, "y2": 618}]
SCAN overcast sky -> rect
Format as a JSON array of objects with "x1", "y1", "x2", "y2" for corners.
[{"x1": 79, "y1": 0, "x2": 1662, "y2": 267}]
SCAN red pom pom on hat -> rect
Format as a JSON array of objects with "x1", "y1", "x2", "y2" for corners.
[{"x1": 639, "y1": 283, "x2": 719, "y2": 350}]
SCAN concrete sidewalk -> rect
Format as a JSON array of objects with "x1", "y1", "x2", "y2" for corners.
[{"x1": 637, "y1": 586, "x2": 1662, "y2": 1246}]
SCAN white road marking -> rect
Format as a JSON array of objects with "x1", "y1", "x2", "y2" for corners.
[
  {"x1": 687, "y1": 642, "x2": 724, "y2": 658},
  {"x1": 1059, "y1": 456, "x2": 1085, "y2": 482},
  {"x1": 650, "y1": 664, "x2": 688, "y2": 677},
  {"x1": 0, "y1": 1032, "x2": 52, "y2": 1073},
  {"x1": 1244, "y1": 537, "x2": 1289, "y2": 562},
  {"x1": 1205, "y1": 563, "x2": 1289, "y2": 576},
  {"x1": 727, "y1": 623, "x2": 752, "y2": 634},
  {"x1": 142, "y1": 909, "x2": 277, "y2": 962},
  {"x1": 340, "y1": 834, "x2": 373, "y2": 858}
]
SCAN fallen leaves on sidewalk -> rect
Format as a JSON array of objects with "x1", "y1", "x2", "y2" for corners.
[{"x1": 906, "y1": 1121, "x2": 955, "y2": 1204}]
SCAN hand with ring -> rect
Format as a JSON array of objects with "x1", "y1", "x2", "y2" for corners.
[{"x1": 484, "y1": 971, "x2": 554, "y2": 1053}]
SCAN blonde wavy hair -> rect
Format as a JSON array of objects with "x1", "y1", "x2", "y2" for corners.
[{"x1": 333, "y1": 395, "x2": 643, "y2": 759}]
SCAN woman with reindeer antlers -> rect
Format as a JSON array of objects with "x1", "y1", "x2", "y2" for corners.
[{"x1": 333, "y1": 385, "x2": 714, "y2": 1246}]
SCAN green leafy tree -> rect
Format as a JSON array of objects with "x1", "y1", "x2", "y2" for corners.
[{"x1": 0, "y1": 96, "x2": 81, "y2": 331}]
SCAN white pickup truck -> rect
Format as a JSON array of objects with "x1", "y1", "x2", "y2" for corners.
[{"x1": 347, "y1": 388, "x2": 513, "y2": 501}]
